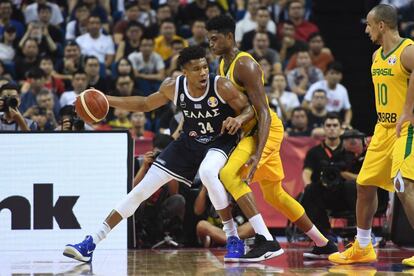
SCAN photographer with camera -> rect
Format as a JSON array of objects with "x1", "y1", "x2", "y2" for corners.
[
  {"x1": 301, "y1": 113, "x2": 356, "y2": 239},
  {"x1": 0, "y1": 83, "x2": 35, "y2": 131},
  {"x1": 56, "y1": 105, "x2": 85, "y2": 131}
]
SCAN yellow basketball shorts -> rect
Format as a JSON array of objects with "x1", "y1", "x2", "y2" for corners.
[{"x1": 357, "y1": 122, "x2": 414, "y2": 191}]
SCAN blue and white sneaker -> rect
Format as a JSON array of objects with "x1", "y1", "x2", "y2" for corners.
[
  {"x1": 63, "y1": 235, "x2": 96, "y2": 263},
  {"x1": 224, "y1": 236, "x2": 245, "y2": 262}
]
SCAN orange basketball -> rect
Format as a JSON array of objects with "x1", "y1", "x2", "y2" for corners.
[{"x1": 75, "y1": 88, "x2": 109, "y2": 124}]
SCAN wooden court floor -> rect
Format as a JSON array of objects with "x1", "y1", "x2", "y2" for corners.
[{"x1": 1, "y1": 242, "x2": 414, "y2": 275}]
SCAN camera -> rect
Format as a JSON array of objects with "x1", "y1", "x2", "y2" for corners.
[
  {"x1": 320, "y1": 160, "x2": 346, "y2": 188},
  {"x1": 59, "y1": 105, "x2": 85, "y2": 131},
  {"x1": 0, "y1": 96, "x2": 18, "y2": 112}
]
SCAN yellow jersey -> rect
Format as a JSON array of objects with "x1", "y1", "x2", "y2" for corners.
[
  {"x1": 218, "y1": 51, "x2": 274, "y2": 133},
  {"x1": 372, "y1": 38, "x2": 414, "y2": 127}
]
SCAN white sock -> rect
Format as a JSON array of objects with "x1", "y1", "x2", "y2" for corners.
[
  {"x1": 248, "y1": 214, "x2": 273, "y2": 241},
  {"x1": 356, "y1": 227, "x2": 372, "y2": 248},
  {"x1": 222, "y1": 219, "x2": 239, "y2": 239},
  {"x1": 93, "y1": 222, "x2": 111, "y2": 245},
  {"x1": 305, "y1": 225, "x2": 328, "y2": 247}
]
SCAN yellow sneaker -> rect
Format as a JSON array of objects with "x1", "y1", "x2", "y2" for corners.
[
  {"x1": 403, "y1": 256, "x2": 414, "y2": 267},
  {"x1": 328, "y1": 239, "x2": 377, "y2": 264}
]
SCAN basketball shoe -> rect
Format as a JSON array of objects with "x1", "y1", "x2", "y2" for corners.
[
  {"x1": 239, "y1": 234, "x2": 284, "y2": 262},
  {"x1": 328, "y1": 239, "x2": 377, "y2": 264},
  {"x1": 403, "y1": 256, "x2": 414, "y2": 267},
  {"x1": 224, "y1": 236, "x2": 245, "y2": 262},
  {"x1": 303, "y1": 240, "x2": 338, "y2": 259},
  {"x1": 63, "y1": 235, "x2": 96, "y2": 263}
]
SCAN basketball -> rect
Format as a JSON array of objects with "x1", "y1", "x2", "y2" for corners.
[{"x1": 75, "y1": 88, "x2": 109, "y2": 124}]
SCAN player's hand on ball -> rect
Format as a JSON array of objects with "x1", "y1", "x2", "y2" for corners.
[{"x1": 221, "y1": 117, "x2": 242, "y2": 135}]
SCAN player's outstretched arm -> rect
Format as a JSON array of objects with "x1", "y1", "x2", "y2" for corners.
[
  {"x1": 397, "y1": 45, "x2": 414, "y2": 137},
  {"x1": 106, "y1": 78, "x2": 176, "y2": 112},
  {"x1": 235, "y1": 56, "x2": 271, "y2": 181},
  {"x1": 217, "y1": 77, "x2": 255, "y2": 135}
]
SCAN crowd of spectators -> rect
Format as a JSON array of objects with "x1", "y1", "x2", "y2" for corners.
[{"x1": 1, "y1": 0, "x2": 413, "y2": 247}]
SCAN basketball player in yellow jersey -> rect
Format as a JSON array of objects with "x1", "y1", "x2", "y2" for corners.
[
  {"x1": 206, "y1": 15, "x2": 338, "y2": 261},
  {"x1": 329, "y1": 4, "x2": 414, "y2": 265}
]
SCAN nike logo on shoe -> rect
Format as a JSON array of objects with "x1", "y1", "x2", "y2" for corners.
[
  {"x1": 87, "y1": 250, "x2": 94, "y2": 254},
  {"x1": 264, "y1": 253, "x2": 272, "y2": 259}
]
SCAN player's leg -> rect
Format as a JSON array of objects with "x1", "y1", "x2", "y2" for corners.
[
  {"x1": 220, "y1": 137, "x2": 284, "y2": 262},
  {"x1": 198, "y1": 149, "x2": 246, "y2": 261},
  {"x1": 63, "y1": 165, "x2": 173, "y2": 262},
  {"x1": 392, "y1": 124, "x2": 414, "y2": 266},
  {"x1": 329, "y1": 125, "x2": 393, "y2": 264},
  {"x1": 260, "y1": 179, "x2": 338, "y2": 259},
  {"x1": 196, "y1": 221, "x2": 255, "y2": 247}
]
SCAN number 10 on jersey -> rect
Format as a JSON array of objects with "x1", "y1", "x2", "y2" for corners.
[{"x1": 377, "y1": 83, "x2": 388, "y2": 106}]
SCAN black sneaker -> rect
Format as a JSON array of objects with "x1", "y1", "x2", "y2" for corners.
[
  {"x1": 303, "y1": 240, "x2": 338, "y2": 259},
  {"x1": 239, "y1": 234, "x2": 284, "y2": 262}
]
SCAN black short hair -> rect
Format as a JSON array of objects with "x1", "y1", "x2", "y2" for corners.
[
  {"x1": 124, "y1": 1, "x2": 138, "y2": 10},
  {"x1": 206, "y1": 15, "x2": 235, "y2": 35},
  {"x1": 371, "y1": 4, "x2": 398, "y2": 30},
  {"x1": 40, "y1": 55, "x2": 53, "y2": 63},
  {"x1": 307, "y1": 32, "x2": 322, "y2": 42},
  {"x1": 323, "y1": 112, "x2": 342, "y2": 124},
  {"x1": 0, "y1": 82, "x2": 19, "y2": 94},
  {"x1": 84, "y1": 55, "x2": 100, "y2": 64},
  {"x1": 37, "y1": 3, "x2": 51, "y2": 12},
  {"x1": 177, "y1": 46, "x2": 206, "y2": 69},
  {"x1": 126, "y1": 21, "x2": 145, "y2": 32},
  {"x1": 312, "y1": 89, "x2": 327, "y2": 96},
  {"x1": 26, "y1": 68, "x2": 46, "y2": 79},
  {"x1": 291, "y1": 106, "x2": 307, "y2": 116},
  {"x1": 73, "y1": 69, "x2": 86, "y2": 77},
  {"x1": 326, "y1": 61, "x2": 343, "y2": 73}
]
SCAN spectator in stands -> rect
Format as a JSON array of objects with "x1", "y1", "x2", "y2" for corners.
[
  {"x1": 286, "y1": 32, "x2": 334, "y2": 73},
  {"x1": 59, "y1": 70, "x2": 88, "y2": 107},
  {"x1": 134, "y1": 135, "x2": 185, "y2": 248},
  {"x1": 27, "y1": 88, "x2": 60, "y2": 124},
  {"x1": 0, "y1": 82, "x2": 33, "y2": 131},
  {"x1": 205, "y1": 2, "x2": 222, "y2": 21},
  {"x1": 115, "y1": 58, "x2": 134, "y2": 78},
  {"x1": 195, "y1": 185, "x2": 254, "y2": 248},
  {"x1": 14, "y1": 38, "x2": 39, "y2": 81},
  {"x1": 29, "y1": 106, "x2": 53, "y2": 131},
  {"x1": 80, "y1": 0, "x2": 109, "y2": 31},
  {"x1": 24, "y1": 0, "x2": 63, "y2": 26},
  {"x1": 187, "y1": 20, "x2": 208, "y2": 46},
  {"x1": 307, "y1": 88, "x2": 328, "y2": 132},
  {"x1": 165, "y1": 39, "x2": 185, "y2": 75},
  {"x1": 84, "y1": 55, "x2": 111, "y2": 92},
  {"x1": 0, "y1": 60, "x2": 12, "y2": 80},
  {"x1": 0, "y1": 0, "x2": 24, "y2": 39},
  {"x1": 287, "y1": 47, "x2": 324, "y2": 101},
  {"x1": 398, "y1": 0, "x2": 414, "y2": 35},
  {"x1": 278, "y1": 20, "x2": 307, "y2": 66},
  {"x1": 303, "y1": 62, "x2": 352, "y2": 128},
  {"x1": 18, "y1": 21, "x2": 58, "y2": 57},
  {"x1": 268, "y1": 73, "x2": 300, "y2": 123},
  {"x1": 248, "y1": 31, "x2": 280, "y2": 72},
  {"x1": 54, "y1": 41, "x2": 83, "y2": 88},
  {"x1": 129, "y1": 36, "x2": 165, "y2": 95},
  {"x1": 19, "y1": 68, "x2": 49, "y2": 114},
  {"x1": 0, "y1": 25, "x2": 17, "y2": 64},
  {"x1": 257, "y1": 57, "x2": 272, "y2": 89},
  {"x1": 115, "y1": 21, "x2": 145, "y2": 62},
  {"x1": 240, "y1": 7, "x2": 278, "y2": 51},
  {"x1": 146, "y1": 3, "x2": 173, "y2": 37},
  {"x1": 37, "y1": 3, "x2": 63, "y2": 45},
  {"x1": 235, "y1": 0, "x2": 276, "y2": 45},
  {"x1": 182, "y1": 0, "x2": 208, "y2": 25},
  {"x1": 285, "y1": 0, "x2": 318, "y2": 42},
  {"x1": 154, "y1": 19, "x2": 188, "y2": 61},
  {"x1": 39, "y1": 55, "x2": 65, "y2": 96},
  {"x1": 137, "y1": 0, "x2": 156, "y2": 27},
  {"x1": 113, "y1": 1, "x2": 140, "y2": 44},
  {"x1": 65, "y1": 3, "x2": 90, "y2": 40},
  {"x1": 108, "y1": 109, "x2": 132, "y2": 129},
  {"x1": 76, "y1": 15, "x2": 115, "y2": 68},
  {"x1": 112, "y1": 74, "x2": 137, "y2": 97},
  {"x1": 286, "y1": 107, "x2": 311, "y2": 136},
  {"x1": 129, "y1": 111, "x2": 155, "y2": 140},
  {"x1": 301, "y1": 114, "x2": 358, "y2": 239}
]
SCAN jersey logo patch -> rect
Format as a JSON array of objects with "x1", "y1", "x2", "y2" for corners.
[
  {"x1": 179, "y1": 93, "x2": 186, "y2": 108},
  {"x1": 189, "y1": 131, "x2": 197, "y2": 137},
  {"x1": 387, "y1": 55, "x2": 397, "y2": 65},
  {"x1": 194, "y1": 104, "x2": 202, "y2": 109},
  {"x1": 207, "y1": 96, "x2": 218, "y2": 108}
]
